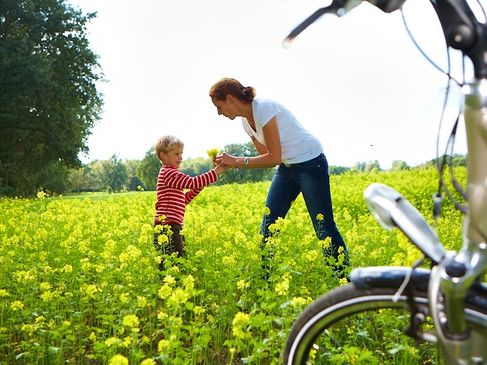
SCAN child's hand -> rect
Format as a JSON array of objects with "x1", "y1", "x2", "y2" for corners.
[
  {"x1": 214, "y1": 163, "x2": 227, "y2": 174},
  {"x1": 214, "y1": 152, "x2": 235, "y2": 166}
]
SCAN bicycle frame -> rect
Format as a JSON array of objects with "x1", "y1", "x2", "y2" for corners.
[
  {"x1": 433, "y1": 79, "x2": 487, "y2": 363},
  {"x1": 283, "y1": 0, "x2": 487, "y2": 363}
]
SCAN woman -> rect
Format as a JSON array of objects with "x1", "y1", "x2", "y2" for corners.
[{"x1": 209, "y1": 77, "x2": 348, "y2": 277}]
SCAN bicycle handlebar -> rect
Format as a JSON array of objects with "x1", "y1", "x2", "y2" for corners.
[
  {"x1": 364, "y1": 183, "x2": 446, "y2": 264},
  {"x1": 284, "y1": 0, "x2": 487, "y2": 77}
]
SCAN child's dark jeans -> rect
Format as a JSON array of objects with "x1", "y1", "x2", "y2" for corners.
[{"x1": 153, "y1": 223, "x2": 185, "y2": 270}]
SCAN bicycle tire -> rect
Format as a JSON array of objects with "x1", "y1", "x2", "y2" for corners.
[{"x1": 283, "y1": 283, "x2": 487, "y2": 364}]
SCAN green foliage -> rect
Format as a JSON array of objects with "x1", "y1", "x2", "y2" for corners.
[
  {"x1": 391, "y1": 160, "x2": 410, "y2": 171},
  {"x1": 98, "y1": 155, "x2": 128, "y2": 192},
  {"x1": 0, "y1": 0, "x2": 102, "y2": 196},
  {"x1": 352, "y1": 160, "x2": 382, "y2": 172},
  {"x1": 420, "y1": 153, "x2": 467, "y2": 168},
  {"x1": 137, "y1": 148, "x2": 160, "y2": 191},
  {"x1": 329, "y1": 165, "x2": 350, "y2": 175}
]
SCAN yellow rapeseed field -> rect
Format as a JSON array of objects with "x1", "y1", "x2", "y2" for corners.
[{"x1": 0, "y1": 168, "x2": 465, "y2": 364}]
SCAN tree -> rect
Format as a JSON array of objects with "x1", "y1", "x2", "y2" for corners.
[
  {"x1": 352, "y1": 160, "x2": 381, "y2": 173},
  {"x1": 125, "y1": 159, "x2": 144, "y2": 191},
  {"x1": 391, "y1": 160, "x2": 409, "y2": 171},
  {"x1": 38, "y1": 160, "x2": 70, "y2": 194},
  {"x1": 0, "y1": 0, "x2": 102, "y2": 196},
  {"x1": 420, "y1": 154, "x2": 467, "y2": 168},
  {"x1": 137, "y1": 148, "x2": 160, "y2": 191},
  {"x1": 329, "y1": 166, "x2": 350, "y2": 175},
  {"x1": 365, "y1": 160, "x2": 381, "y2": 172},
  {"x1": 99, "y1": 155, "x2": 127, "y2": 192}
]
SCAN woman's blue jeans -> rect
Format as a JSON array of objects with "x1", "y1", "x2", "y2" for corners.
[{"x1": 260, "y1": 153, "x2": 348, "y2": 268}]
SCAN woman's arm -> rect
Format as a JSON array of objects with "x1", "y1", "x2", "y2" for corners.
[
  {"x1": 216, "y1": 117, "x2": 282, "y2": 168},
  {"x1": 251, "y1": 136, "x2": 267, "y2": 155}
]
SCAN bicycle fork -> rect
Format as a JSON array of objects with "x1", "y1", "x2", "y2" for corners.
[{"x1": 427, "y1": 80, "x2": 487, "y2": 365}]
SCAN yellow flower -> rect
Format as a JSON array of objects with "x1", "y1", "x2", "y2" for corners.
[
  {"x1": 109, "y1": 354, "x2": 128, "y2": 365},
  {"x1": 81, "y1": 284, "x2": 98, "y2": 299},
  {"x1": 137, "y1": 296, "x2": 147, "y2": 308},
  {"x1": 62, "y1": 264, "x2": 73, "y2": 273},
  {"x1": 222, "y1": 255, "x2": 236, "y2": 266},
  {"x1": 11, "y1": 300, "x2": 24, "y2": 311},
  {"x1": 158, "y1": 284, "x2": 172, "y2": 299},
  {"x1": 36, "y1": 191, "x2": 47, "y2": 199},
  {"x1": 21, "y1": 324, "x2": 36, "y2": 336},
  {"x1": 122, "y1": 336, "x2": 132, "y2": 347},
  {"x1": 275, "y1": 272, "x2": 291, "y2": 296},
  {"x1": 41, "y1": 291, "x2": 55, "y2": 302},
  {"x1": 316, "y1": 213, "x2": 324, "y2": 221},
  {"x1": 158, "y1": 339, "x2": 170, "y2": 352},
  {"x1": 195, "y1": 249, "x2": 205, "y2": 258},
  {"x1": 163, "y1": 275, "x2": 176, "y2": 286},
  {"x1": 122, "y1": 314, "x2": 139, "y2": 328},
  {"x1": 119, "y1": 293, "x2": 129, "y2": 303},
  {"x1": 141, "y1": 360, "x2": 156, "y2": 365},
  {"x1": 193, "y1": 306, "x2": 205, "y2": 315},
  {"x1": 207, "y1": 148, "x2": 220, "y2": 159},
  {"x1": 167, "y1": 288, "x2": 189, "y2": 306},
  {"x1": 232, "y1": 312, "x2": 250, "y2": 339},
  {"x1": 89, "y1": 332, "x2": 97, "y2": 342},
  {"x1": 304, "y1": 249, "x2": 319, "y2": 262},
  {"x1": 39, "y1": 282, "x2": 51, "y2": 291},
  {"x1": 105, "y1": 337, "x2": 121, "y2": 347},
  {"x1": 236, "y1": 280, "x2": 249, "y2": 290},
  {"x1": 157, "y1": 310, "x2": 168, "y2": 320},
  {"x1": 290, "y1": 297, "x2": 307, "y2": 307},
  {"x1": 183, "y1": 274, "x2": 195, "y2": 290},
  {"x1": 0, "y1": 289, "x2": 9, "y2": 297}
]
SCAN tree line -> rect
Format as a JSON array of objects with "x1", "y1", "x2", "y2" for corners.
[{"x1": 10, "y1": 142, "x2": 466, "y2": 196}]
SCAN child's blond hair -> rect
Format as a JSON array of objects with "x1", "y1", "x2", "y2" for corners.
[{"x1": 155, "y1": 135, "x2": 184, "y2": 161}]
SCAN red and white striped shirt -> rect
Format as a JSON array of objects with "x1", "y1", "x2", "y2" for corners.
[{"x1": 154, "y1": 166, "x2": 218, "y2": 225}]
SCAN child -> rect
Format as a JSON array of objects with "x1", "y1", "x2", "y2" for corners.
[{"x1": 153, "y1": 135, "x2": 225, "y2": 270}]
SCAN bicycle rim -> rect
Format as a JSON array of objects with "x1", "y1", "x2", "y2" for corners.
[{"x1": 284, "y1": 284, "x2": 437, "y2": 365}]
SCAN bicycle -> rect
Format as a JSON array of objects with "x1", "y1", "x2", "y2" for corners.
[{"x1": 282, "y1": 0, "x2": 487, "y2": 364}]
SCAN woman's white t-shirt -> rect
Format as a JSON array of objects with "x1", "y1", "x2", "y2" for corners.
[{"x1": 241, "y1": 99, "x2": 323, "y2": 164}]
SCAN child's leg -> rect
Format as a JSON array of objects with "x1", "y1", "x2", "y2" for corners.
[{"x1": 168, "y1": 224, "x2": 185, "y2": 257}]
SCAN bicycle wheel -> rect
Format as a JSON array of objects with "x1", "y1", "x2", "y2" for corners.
[{"x1": 283, "y1": 283, "x2": 487, "y2": 364}]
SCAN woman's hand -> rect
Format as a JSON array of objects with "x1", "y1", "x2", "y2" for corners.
[{"x1": 215, "y1": 152, "x2": 237, "y2": 167}]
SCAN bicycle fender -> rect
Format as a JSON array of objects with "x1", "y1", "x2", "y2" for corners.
[{"x1": 350, "y1": 266, "x2": 430, "y2": 292}]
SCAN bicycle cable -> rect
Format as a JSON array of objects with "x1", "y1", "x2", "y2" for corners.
[
  {"x1": 393, "y1": 256, "x2": 424, "y2": 303},
  {"x1": 400, "y1": 3, "x2": 471, "y2": 217}
]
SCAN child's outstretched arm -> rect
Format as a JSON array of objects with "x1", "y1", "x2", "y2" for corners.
[{"x1": 184, "y1": 164, "x2": 227, "y2": 203}]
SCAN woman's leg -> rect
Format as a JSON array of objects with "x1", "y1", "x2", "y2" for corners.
[
  {"x1": 260, "y1": 167, "x2": 300, "y2": 280},
  {"x1": 296, "y1": 154, "x2": 349, "y2": 272},
  {"x1": 260, "y1": 167, "x2": 300, "y2": 240}
]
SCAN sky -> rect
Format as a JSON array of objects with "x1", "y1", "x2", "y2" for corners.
[{"x1": 68, "y1": 0, "x2": 470, "y2": 169}]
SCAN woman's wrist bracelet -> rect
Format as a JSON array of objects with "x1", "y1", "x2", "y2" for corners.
[{"x1": 234, "y1": 157, "x2": 249, "y2": 170}]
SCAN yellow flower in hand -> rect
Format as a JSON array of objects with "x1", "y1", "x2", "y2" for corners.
[{"x1": 207, "y1": 148, "x2": 220, "y2": 159}]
